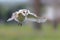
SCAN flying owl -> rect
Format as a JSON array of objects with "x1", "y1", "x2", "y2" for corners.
[{"x1": 7, "y1": 9, "x2": 47, "y2": 26}]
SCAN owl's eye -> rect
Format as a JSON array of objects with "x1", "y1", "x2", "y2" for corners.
[{"x1": 23, "y1": 11, "x2": 25, "y2": 13}]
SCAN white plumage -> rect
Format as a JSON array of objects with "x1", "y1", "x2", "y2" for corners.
[{"x1": 7, "y1": 9, "x2": 47, "y2": 25}]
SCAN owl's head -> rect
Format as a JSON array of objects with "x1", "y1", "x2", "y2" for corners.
[{"x1": 19, "y1": 9, "x2": 30, "y2": 16}]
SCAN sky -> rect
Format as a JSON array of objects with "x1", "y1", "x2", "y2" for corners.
[{"x1": 0, "y1": 0, "x2": 30, "y2": 3}]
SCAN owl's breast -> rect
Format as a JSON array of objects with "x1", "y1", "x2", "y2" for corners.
[{"x1": 17, "y1": 13, "x2": 25, "y2": 22}]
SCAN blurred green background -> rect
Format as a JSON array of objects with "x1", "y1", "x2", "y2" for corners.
[
  {"x1": 0, "y1": 0, "x2": 60, "y2": 40},
  {"x1": 0, "y1": 24, "x2": 60, "y2": 40}
]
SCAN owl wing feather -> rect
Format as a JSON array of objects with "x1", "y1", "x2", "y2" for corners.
[{"x1": 25, "y1": 17, "x2": 47, "y2": 23}]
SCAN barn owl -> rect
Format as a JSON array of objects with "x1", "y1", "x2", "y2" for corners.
[{"x1": 7, "y1": 9, "x2": 47, "y2": 26}]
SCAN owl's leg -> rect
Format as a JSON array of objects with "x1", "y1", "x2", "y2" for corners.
[
  {"x1": 14, "y1": 19, "x2": 22, "y2": 26},
  {"x1": 18, "y1": 23, "x2": 22, "y2": 26}
]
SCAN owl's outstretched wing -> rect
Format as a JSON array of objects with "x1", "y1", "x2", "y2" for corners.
[
  {"x1": 38, "y1": 18, "x2": 47, "y2": 23},
  {"x1": 27, "y1": 13, "x2": 37, "y2": 19},
  {"x1": 7, "y1": 12, "x2": 17, "y2": 22},
  {"x1": 27, "y1": 13, "x2": 47, "y2": 23},
  {"x1": 25, "y1": 18, "x2": 47, "y2": 23},
  {"x1": 25, "y1": 18, "x2": 37, "y2": 22}
]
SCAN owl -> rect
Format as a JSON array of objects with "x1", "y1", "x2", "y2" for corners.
[{"x1": 7, "y1": 9, "x2": 47, "y2": 26}]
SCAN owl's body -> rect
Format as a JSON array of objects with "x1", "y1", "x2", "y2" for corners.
[{"x1": 17, "y1": 13, "x2": 25, "y2": 22}]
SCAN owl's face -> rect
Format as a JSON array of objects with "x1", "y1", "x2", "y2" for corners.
[{"x1": 19, "y1": 9, "x2": 30, "y2": 16}]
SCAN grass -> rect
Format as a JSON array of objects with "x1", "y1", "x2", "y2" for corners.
[{"x1": 0, "y1": 23, "x2": 60, "y2": 40}]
